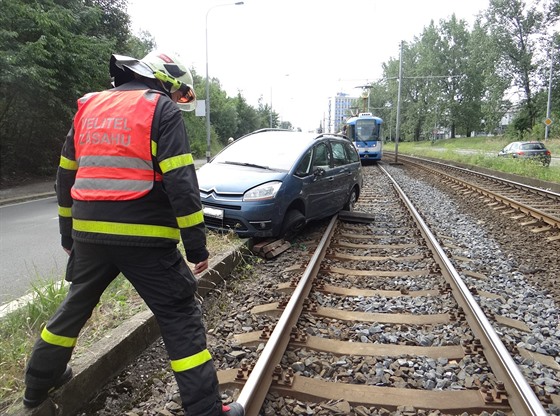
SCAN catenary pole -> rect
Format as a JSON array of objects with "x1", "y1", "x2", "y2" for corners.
[
  {"x1": 545, "y1": 44, "x2": 554, "y2": 141},
  {"x1": 394, "y1": 41, "x2": 403, "y2": 164}
]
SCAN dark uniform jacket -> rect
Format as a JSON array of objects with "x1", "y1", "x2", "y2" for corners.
[{"x1": 57, "y1": 79, "x2": 208, "y2": 264}]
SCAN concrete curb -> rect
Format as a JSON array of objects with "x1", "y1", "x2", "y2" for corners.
[
  {"x1": 8, "y1": 239, "x2": 250, "y2": 416},
  {"x1": 0, "y1": 192, "x2": 56, "y2": 206}
]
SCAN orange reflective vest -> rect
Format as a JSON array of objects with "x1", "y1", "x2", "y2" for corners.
[{"x1": 72, "y1": 89, "x2": 163, "y2": 201}]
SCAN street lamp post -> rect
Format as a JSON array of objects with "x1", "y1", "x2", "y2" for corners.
[
  {"x1": 269, "y1": 86, "x2": 273, "y2": 128},
  {"x1": 205, "y1": 1, "x2": 244, "y2": 162}
]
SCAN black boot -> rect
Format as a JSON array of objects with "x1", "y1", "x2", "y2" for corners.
[
  {"x1": 220, "y1": 402, "x2": 244, "y2": 416},
  {"x1": 23, "y1": 365, "x2": 73, "y2": 408}
]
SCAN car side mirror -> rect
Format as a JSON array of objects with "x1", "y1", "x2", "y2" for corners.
[{"x1": 313, "y1": 167, "x2": 325, "y2": 177}]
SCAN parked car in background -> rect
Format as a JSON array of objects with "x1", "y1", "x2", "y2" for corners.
[
  {"x1": 498, "y1": 141, "x2": 551, "y2": 166},
  {"x1": 197, "y1": 129, "x2": 363, "y2": 238}
]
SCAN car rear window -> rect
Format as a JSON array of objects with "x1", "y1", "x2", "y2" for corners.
[{"x1": 521, "y1": 143, "x2": 545, "y2": 150}]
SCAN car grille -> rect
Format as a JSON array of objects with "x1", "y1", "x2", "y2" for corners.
[
  {"x1": 204, "y1": 216, "x2": 248, "y2": 231},
  {"x1": 201, "y1": 200, "x2": 242, "y2": 210}
]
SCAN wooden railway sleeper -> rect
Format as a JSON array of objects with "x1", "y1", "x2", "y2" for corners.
[{"x1": 225, "y1": 358, "x2": 514, "y2": 413}]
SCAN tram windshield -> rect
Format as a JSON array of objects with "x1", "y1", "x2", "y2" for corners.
[{"x1": 356, "y1": 119, "x2": 380, "y2": 141}]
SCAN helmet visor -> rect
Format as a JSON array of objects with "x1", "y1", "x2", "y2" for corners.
[{"x1": 177, "y1": 85, "x2": 196, "y2": 104}]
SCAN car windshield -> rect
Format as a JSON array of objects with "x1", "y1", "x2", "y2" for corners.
[
  {"x1": 520, "y1": 143, "x2": 545, "y2": 150},
  {"x1": 212, "y1": 132, "x2": 315, "y2": 171}
]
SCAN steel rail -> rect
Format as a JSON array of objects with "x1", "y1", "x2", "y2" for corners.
[
  {"x1": 404, "y1": 158, "x2": 560, "y2": 228},
  {"x1": 380, "y1": 164, "x2": 547, "y2": 416},
  {"x1": 396, "y1": 153, "x2": 560, "y2": 198},
  {"x1": 391, "y1": 153, "x2": 560, "y2": 229},
  {"x1": 236, "y1": 216, "x2": 337, "y2": 416},
  {"x1": 435, "y1": 172, "x2": 560, "y2": 228}
]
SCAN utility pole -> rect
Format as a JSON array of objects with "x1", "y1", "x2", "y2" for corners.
[
  {"x1": 393, "y1": 41, "x2": 404, "y2": 164},
  {"x1": 545, "y1": 45, "x2": 554, "y2": 141}
]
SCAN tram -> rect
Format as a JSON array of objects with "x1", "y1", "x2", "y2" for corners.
[{"x1": 344, "y1": 112, "x2": 383, "y2": 161}]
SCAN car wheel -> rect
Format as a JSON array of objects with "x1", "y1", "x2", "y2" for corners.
[
  {"x1": 343, "y1": 187, "x2": 358, "y2": 211},
  {"x1": 280, "y1": 209, "x2": 306, "y2": 240}
]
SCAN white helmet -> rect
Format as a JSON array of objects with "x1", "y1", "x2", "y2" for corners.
[
  {"x1": 109, "y1": 51, "x2": 196, "y2": 112},
  {"x1": 141, "y1": 52, "x2": 196, "y2": 112}
]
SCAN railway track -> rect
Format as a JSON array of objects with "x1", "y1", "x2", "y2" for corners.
[
  {"x1": 215, "y1": 165, "x2": 550, "y2": 416},
  {"x1": 70, "y1": 159, "x2": 559, "y2": 416},
  {"x1": 385, "y1": 153, "x2": 560, "y2": 241}
]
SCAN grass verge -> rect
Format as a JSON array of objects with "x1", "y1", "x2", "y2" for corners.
[{"x1": 390, "y1": 136, "x2": 560, "y2": 184}]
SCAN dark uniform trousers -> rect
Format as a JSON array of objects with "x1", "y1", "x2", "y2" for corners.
[{"x1": 25, "y1": 241, "x2": 222, "y2": 416}]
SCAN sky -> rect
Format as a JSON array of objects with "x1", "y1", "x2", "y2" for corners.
[{"x1": 127, "y1": 0, "x2": 490, "y2": 132}]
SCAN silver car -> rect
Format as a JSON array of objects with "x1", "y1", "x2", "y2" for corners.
[{"x1": 498, "y1": 141, "x2": 551, "y2": 166}]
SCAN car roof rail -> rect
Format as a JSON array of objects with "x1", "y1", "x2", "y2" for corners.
[
  {"x1": 314, "y1": 132, "x2": 352, "y2": 141},
  {"x1": 254, "y1": 128, "x2": 292, "y2": 134},
  {"x1": 237, "y1": 128, "x2": 293, "y2": 140}
]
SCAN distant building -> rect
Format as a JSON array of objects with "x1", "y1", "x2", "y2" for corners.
[
  {"x1": 326, "y1": 93, "x2": 359, "y2": 133},
  {"x1": 498, "y1": 109, "x2": 516, "y2": 133}
]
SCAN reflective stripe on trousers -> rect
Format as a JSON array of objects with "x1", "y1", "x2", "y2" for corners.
[{"x1": 25, "y1": 242, "x2": 220, "y2": 414}]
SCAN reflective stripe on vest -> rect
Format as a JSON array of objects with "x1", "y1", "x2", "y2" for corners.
[
  {"x1": 73, "y1": 218, "x2": 181, "y2": 241},
  {"x1": 41, "y1": 327, "x2": 77, "y2": 348},
  {"x1": 72, "y1": 90, "x2": 161, "y2": 201},
  {"x1": 170, "y1": 348, "x2": 212, "y2": 373}
]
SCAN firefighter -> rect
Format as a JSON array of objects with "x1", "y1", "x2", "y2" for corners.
[{"x1": 23, "y1": 51, "x2": 244, "y2": 416}]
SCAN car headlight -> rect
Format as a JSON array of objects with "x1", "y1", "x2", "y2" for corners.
[{"x1": 243, "y1": 181, "x2": 282, "y2": 201}]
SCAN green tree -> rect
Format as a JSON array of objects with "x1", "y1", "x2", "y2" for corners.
[
  {"x1": 469, "y1": 20, "x2": 511, "y2": 134},
  {"x1": 84, "y1": 0, "x2": 131, "y2": 52},
  {"x1": 210, "y1": 85, "x2": 238, "y2": 145},
  {"x1": 0, "y1": 0, "x2": 116, "y2": 181},
  {"x1": 123, "y1": 29, "x2": 156, "y2": 59},
  {"x1": 400, "y1": 39, "x2": 430, "y2": 141},
  {"x1": 233, "y1": 93, "x2": 260, "y2": 137},
  {"x1": 0, "y1": 0, "x2": 155, "y2": 183},
  {"x1": 483, "y1": 0, "x2": 559, "y2": 131},
  {"x1": 437, "y1": 15, "x2": 484, "y2": 137},
  {"x1": 183, "y1": 111, "x2": 209, "y2": 159},
  {"x1": 256, "y1": 96, "x2": 278, "y2": 129},
  {"x1": 381, "y1": 57, "x2": 403, "y2": 140}
]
